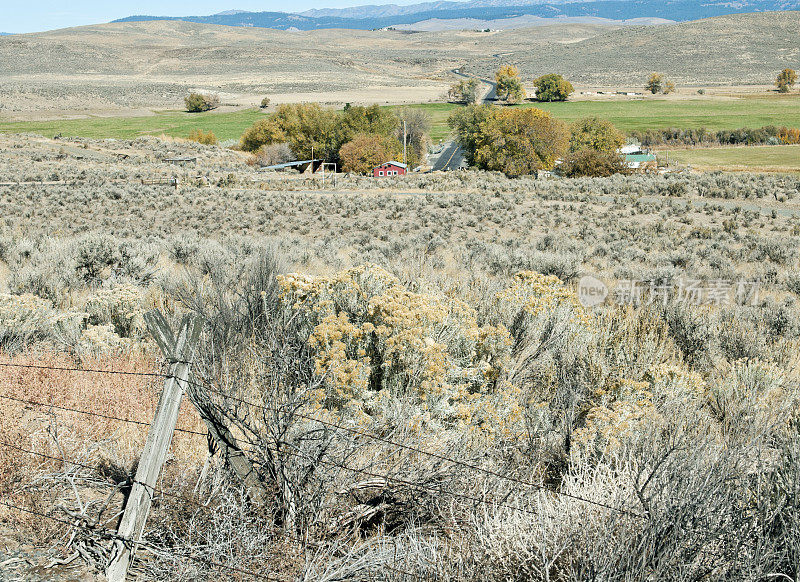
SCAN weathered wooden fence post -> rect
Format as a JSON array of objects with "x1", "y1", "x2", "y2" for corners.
[{"x1": 106, "y1": 311, "x2": 202, "y2": 582}]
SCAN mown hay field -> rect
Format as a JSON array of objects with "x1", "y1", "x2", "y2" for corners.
[{"x1": 665, "y1": 144, "x2": 800, "y2": 173}]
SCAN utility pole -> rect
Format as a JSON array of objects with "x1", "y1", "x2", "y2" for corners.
[
  {"x1": 403, "y1": 120, "x2": 407, "y2": 167},
  {"x1": 106, "y1": 312, "x2": 202, "y2": 582}
]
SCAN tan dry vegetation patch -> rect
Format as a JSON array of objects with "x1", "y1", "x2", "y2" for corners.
[{"x1": 466, "y1": 11, "x2": 800, "y2": 87}]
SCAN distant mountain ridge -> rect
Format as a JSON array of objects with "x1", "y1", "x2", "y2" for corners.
[{"x1": 114, "y1": 0, "x2": 800, "y2": 29}]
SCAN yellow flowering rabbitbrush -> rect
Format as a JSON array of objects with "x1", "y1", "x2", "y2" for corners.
[{"x1": 279, "y1": 264, "x2": 517, "y2": 434}]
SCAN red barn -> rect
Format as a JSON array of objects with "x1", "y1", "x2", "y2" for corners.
[{"x1": 373, "y1": 161, "x2": 407, "y2": 177}]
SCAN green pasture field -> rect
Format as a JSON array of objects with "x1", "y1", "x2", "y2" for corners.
[
  {"x1": 0, "y1": 108, "x2": 266, "y2": 142},
  {"x1": 664, "y1": 144, "x2": 800, "y2": 173},
  {"x1": 408, "y1": 94, "x2": 800, "y2": 140},
  {"x1": 1, "y1": 94, "x2": 798, "y2": 146}
]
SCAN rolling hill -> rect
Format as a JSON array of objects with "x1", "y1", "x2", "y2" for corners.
[
  {"x1": 0, "y1": 12, "x2": 797, "y2": 118},
  {"x1": 465, "y1": 11, "x2": 800, "y2": 86},
  {"x1": 113, "y1": 0, "x2": 800, "y2": 30}
]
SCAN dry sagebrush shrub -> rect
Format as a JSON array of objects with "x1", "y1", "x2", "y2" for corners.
[{"x1": 0, "y1": 292, "x2": 84, "y2": 353}]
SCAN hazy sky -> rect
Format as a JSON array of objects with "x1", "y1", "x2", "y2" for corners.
[{"x1": 2, "y1": 0, "x2": 424, "y2": 33}]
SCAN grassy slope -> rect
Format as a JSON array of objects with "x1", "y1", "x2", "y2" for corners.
[
  {"x1": 0, "y1": 109, "x2": 265, "y2": 142},
  {"x1": 665, "y1": 144, "x2": 800, "y2": 173}
]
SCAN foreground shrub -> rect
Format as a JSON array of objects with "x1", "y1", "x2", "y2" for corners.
[
  {"x1": 187, "y1": 129, "x2": 218, "y2": 145},
  {"x1": 279, "y1": 264, "x2": 519, "y2": 434},
  {"x1": 0, "y1": 293, "x2": 82, "y2": 352}
]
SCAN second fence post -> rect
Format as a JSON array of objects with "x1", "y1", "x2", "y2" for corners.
[{"x1": 106, "y1": 311, "x2": 202, "y2": 582}]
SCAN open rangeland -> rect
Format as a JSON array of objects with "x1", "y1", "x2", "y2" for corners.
[
  {"x1": 2, "y1": 133, "x2": 800, "y2": 579},
  {"x1": 2, "y1": 7, "x2": 800, "y2": 579},
  {"x1": 0, "y1": 11, "x2": 798, "y2": 120}
]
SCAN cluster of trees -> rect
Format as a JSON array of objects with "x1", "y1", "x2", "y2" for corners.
[
  {"x1": 646, "y1": 73, "x2": 676, "y2": 95},
  {"x1": 630, "y1": 125, "x2": 800, "y2": 147},
  {"x1": 447, "y1": 67, "x2": 575, "y2": 106},
  {"x1": 239, "y1": 103, "x2": 430, "y2": 174},
  {"x1": 184, "y1": 92, "x2": 220, "y2": 113},
  {"x1": 776, "y1": 68, "x2": 797, "y2": 93},
  {"x1": 449, "y1": 104, "x2": 627, "y2": 177},
  {"x1": 448, "y1": 78, "x2": 480, "y2": 104}
]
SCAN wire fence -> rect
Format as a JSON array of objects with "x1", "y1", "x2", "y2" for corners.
[
  {"x1": 0, "y1": 357, "x2": 641, "y2": 579},
  {"x1": 0, "y1": 359, "x2": 640, "y2": 517}
]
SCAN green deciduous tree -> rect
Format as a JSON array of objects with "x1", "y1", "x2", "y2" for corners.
[
  {"x1": 448, "y1": 104, "x2": 498, "y2": 166},
  {"x1": 239, "y1": 103, "x2": 340, "y2": 160},
  {"x1": 452, "y1": 107, "x2": 568, "y2": 176},
  {"x1": 533, "y1": 73, "x2": 574, "y2": 102},
  {"x1": 569, "y1": 117, "x2": 625, "y2": 154},
  {"x1": 337, "y1": 104, "x2": 400, "y2": 146},
  {"x1": 184, "y1": 93, "x2": 220, "y2": 113}
]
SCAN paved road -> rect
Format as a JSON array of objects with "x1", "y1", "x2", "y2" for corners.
[
  {"x1": 432, "y1": 140, "x2": 466, "y2": 171},
  {"x1": 431, "y1": 70, "x2": 496, "y2": 172},
  {"x1": 451, "y1": 68, "x2": 496, "y2": 104}
]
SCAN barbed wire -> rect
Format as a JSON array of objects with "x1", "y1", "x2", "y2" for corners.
[
  {"x1": 0, "y1": 393, "x2": 205, "y2": 437},
  {"x1": 0, "y1": 361, "x2": 163, "y2": 379},
  {"x1": 0, "y1": 498, "x2": 280, "y2": 580},
  {"x1": 0, "y1": 360, "x2": 641, "y2": 517},
  {"x1": 0, "y1": 444, "x2": 424, "y2": 580},
  {"x1": 186, "y1": 377, "x2": 643, "y2": 518},
  {"x1": 0, "y1": 441, "x2": 212, "y2": 510}
]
